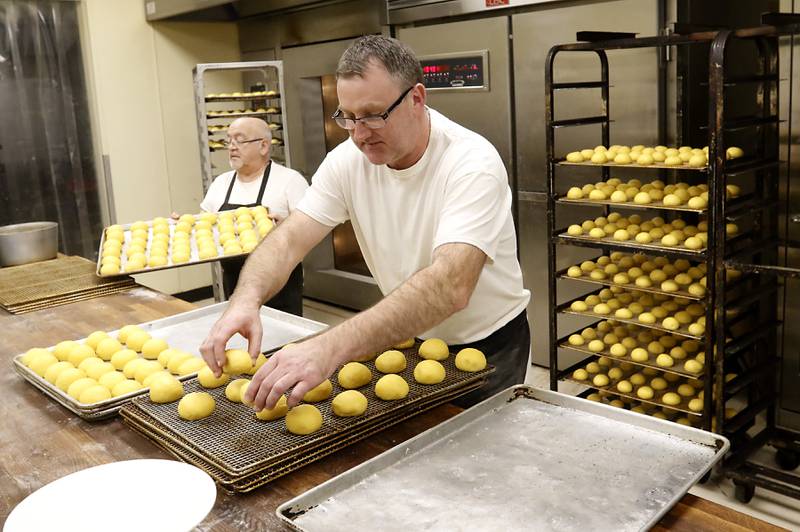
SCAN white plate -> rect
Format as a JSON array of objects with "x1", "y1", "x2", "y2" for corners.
[{"x1": 4, "y1": 459, "x2": 216, "y2": 532}]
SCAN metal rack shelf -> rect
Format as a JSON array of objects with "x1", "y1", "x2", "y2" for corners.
[{"x1": 557, "y1": 160, "x2": 708, "y2": 171}]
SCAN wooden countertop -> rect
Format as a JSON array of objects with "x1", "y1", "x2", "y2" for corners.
[{"x1": 0, "y1": 287, "x2": 786, "y2": 531}]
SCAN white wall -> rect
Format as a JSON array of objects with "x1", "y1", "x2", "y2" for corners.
[{"x1": 79, "y1": 0, "x2": 240, "y2": 294}]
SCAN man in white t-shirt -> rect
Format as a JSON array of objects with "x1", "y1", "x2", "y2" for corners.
[
  {"x1": 200, "y1": 36, "x2": 531, "y2": 409},
  {"x1": 201, "y1": 117, "x2": 308, "y2": 314}
]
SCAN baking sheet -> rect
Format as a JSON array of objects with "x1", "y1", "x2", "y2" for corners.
[
  {"x1": 278, "y1": 385, "x2": 728, "y2": 532},
  {"x1": 13, "y1": 302, "x2": 327, "y2": 419}
]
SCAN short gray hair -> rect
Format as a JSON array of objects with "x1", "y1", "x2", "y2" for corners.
[{"x1": 336, "y1": 35, "x2": 423, "y2": 89}]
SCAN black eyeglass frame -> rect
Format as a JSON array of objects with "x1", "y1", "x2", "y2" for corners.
[
  {"x1": 331, "y1": 85, "x2": 415, "y2": 130},
  {"x1": 221, "y1": 137, "x2": 266, "y2": 149}
]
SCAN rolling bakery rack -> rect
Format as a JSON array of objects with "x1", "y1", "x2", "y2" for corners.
[
  {"x1": 545, "y1": 16, "x2": 800, "y2": 504},
  {"x1": 192, "y1": 61, "x2": 290, "y2": 301}
]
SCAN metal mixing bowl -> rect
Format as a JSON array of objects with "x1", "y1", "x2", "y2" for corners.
[{"x1": 0, "y1": 222, "x2": 59, "y2": 267}]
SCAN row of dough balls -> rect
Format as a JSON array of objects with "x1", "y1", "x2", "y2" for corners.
[
  {"x1": 588, "y1": 392, "x2": 740, "y2": 429},
  {"x1": 207, "y1": 108, "x2": 278, "y2": 116},
  {"x1": 565, "y1": 319, "x2": 707, "y2": 374},
  {"x1": 572, "y1": 356, "x2": 707, "y2": 411},
  {"x1": 206, "y1": 90, "x2": 279, "y2": 98},
  {"x1": 568, "y1": 285, "x2": 708, "y2": 336},
  {"x1": 101, "y1": 208, "x2": 275, "y2": 273},
  {"x1": 564, "y1": 144, "x2": 744, "y2": 166},
  {"x1": 565, "y1": 212, "x2": 739, "y2": 249},
  {"x1": 564, "y1": 178, "x2": 741, "y2": 208}
]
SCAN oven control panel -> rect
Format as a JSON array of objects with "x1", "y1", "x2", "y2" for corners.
[{"x1": 419, "y1": 51, "x2": 489, "y2": 91}]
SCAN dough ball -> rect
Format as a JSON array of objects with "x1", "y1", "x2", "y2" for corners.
[
  {"x1": 256, "y1": 395, "x2": 289, "y2": 421},
  {"x1": 110, "y1": 349, "x2": 139, "y2": 371},
  {"x1": 664, "y1": 155, "x2": 683, "y2": 166},
  {"x1": 285, "y1": 404, "x2": 323, "y2": 435},
  {"x1": 375, "y1": 374, "x2": 410, "y2": 400},
  {"x1": 29, "y1": 352, "x2": 59, "y2": 377},
  {"x1": 95, "y1": 338, "x2": 123, "y2": 361},
  {"x1": 688, "y1": 398, "x2": 704, "y2": 412},
  {"x1": 677, "y1": 383, "x2": 696, "y2": 397},
  {"x1": 55, "y1": 368, "x2": 86, "y2": 392},
  {"x1": 418, "y1": 338, "x2": 449, "y2": 361},
  {"x1": 225, "y1": 378, "x2": 250, "y2": 402},
  {"x1": 126, "y1": 330, "x2": 152, "y2": 352},
  {"x1": 726, "y1": 146, "x2": 744, "y2": 159},
  {"x1": 223, "y1": 349, "x2": 253, "y2": 374},
  {"x1": 116, "y1": 325, "x2": 142, "y2": 344},
  {"x1": 338, "y1": 362, "x2": 373, "y2": 389},
  {"x1": 79, "y1": 384, "x2": 112, "y2": 404},
  {"x1": 608, "y1": 367, "x2": 624, "y2": 380},
  {"x1": 630, "y1": 348, "x2": 649, "y2": 362},
  {"x1": 455, "y1": 348, "x2": 487, "y2": 372},
  {"x1": 590, "y1": 152, "x2": 608, "y2": 164},
  {"x1": 568, "y1": 334, "x2": 584, "y2": 346},
  {"x1": 177, "y1": 357, "x2": 206, "y2": 376},
  {"x1": 662, "y1": 317, "x2": 680, "y2": 331},
  {"x1": 86, "y1": 361, "x2": 115, "y2": 381},
  {"x1": 67, "y1": 344, "x2": 96, "y2": 367},
  {"x1": 375, "y1": 350, "x2": 408, "y2": 373},
  {"x1": 53, "y1": 341, "x2": 78, "y2": 361},
  {"x1": 571, "y1": 301, "x2": 588, "y2": 312},
  {"x1": 303, "y1": 379, "x2": 334, "y2": 402},
  {"x1": 662, "y1": 392, "x2": 681, "y2": 406},
  {"x1": 567, "y1": 225, "x2": 583, "y2": 236},
  {"x1": 588, "y1": 340, "x2": 605, "y2": 352},
  {"x1": 197, "y1": 366, "x2": 230, "y2": 388},
  {"x1": 650, "y1": 377, "x2": 668, "y2": 391},
  {"x1": 566, "y1": 151, "x2": 584, "y2": 163},
  {"x1": 111, "y1": 379, "x2": 144, "y2": 397},
  {"x1": 684, "y1": 359, "x2": 703, "y2": 374},
  {"x1": 86, "y1": 331, "x2": 110, "y2": 350},
  {"x1": 44, "y1": 361, "x2": 73, "y2": 385},
  {"x1": 178, "y1": 392, "x2": 216, "y2": 421},
  {"x1": 573, "y1": 368, "x2": 589, "y2": 380},
  {"x1": 688, "y1": 323, "x2": 706, "y2": 336},
  {"x1": 636, "y1": 386, "x2": 654, "y2": 400},
  {"x1": 656, "y1": 354, "x2": 674, "y2": 367},
  {"x1": 149, "y1": 374, "x2": 184, "y2": 403},
  {"x1": 98, "y1": 370, "x2": 126, "y2": 391},
  {"x1": 166, "y1": 351, "x2": 193, "y2": 374},
  {"x1": 592, "y1": 374, "x2": 610, "y2": 387},
  {"x1": 248, "y1": 353, "x2": 268, "y2": 375},
  {"x1": 141, "y1": 338, "x2": 169, "y2": 360},
  {"x1": 617, "y1": 380, "x2": 633, "y2": 393},
  {"x1": 413, "y1": 360, "x2": 446, "y2": 385},
  {"x1": 68, "y1": 378, "x2": 98, "y2": 400},
  {"x1": 332, "y1": 390, "x2": 369, "y2": 417},
  {"x1": 393, "y1": 338, "x2": 415, "y2": 350},
  {"x1": 134, "y1": 360, "x2": 163, "y2": 383}
]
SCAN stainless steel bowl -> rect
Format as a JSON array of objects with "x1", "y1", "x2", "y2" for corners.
[{"x1": 0, "y1": 222, "x2": 59, "y2": 267}]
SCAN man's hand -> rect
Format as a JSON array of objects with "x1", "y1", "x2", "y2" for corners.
[
  {"x1": 199, "y1": 301, "x2": 263, "y2": 377},
  {"x1": 244, "y1": 340, "x2": 338, "y2": 411}
]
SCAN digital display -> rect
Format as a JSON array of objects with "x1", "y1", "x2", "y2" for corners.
[{"x1": 420, "y1": 55, "x2": 486, "y2": 90}]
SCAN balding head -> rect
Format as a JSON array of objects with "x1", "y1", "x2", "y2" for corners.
[{"x1": 226, "y1": 117, "x2": 272, "y2": 173}]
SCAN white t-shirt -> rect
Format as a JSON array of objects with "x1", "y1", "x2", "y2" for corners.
[
  {"x1": 298, "y1": 108, "x2": 530, "y2": 344},
  {"x1": 200, "y1": 161, "x2": 309, "y2": 218}
]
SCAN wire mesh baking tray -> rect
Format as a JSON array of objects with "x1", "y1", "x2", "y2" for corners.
[
  {"x1": 12, "y1": 302, "x2": 327, "y2": 420},
  {"x1": 278, "y1": 385, "x2": 729, "y2": 532}
]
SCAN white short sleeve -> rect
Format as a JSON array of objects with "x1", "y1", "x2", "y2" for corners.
[{"x1": 296, "y1": 150, "x2": 351, "y2": 227}]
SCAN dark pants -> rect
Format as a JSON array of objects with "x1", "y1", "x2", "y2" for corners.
[
  {"x1": 221, "y1": 257, "x2": 304, "y2": 316},
  {"x1": 450, "y1": 309, "x2": 530, "y2": 408}
]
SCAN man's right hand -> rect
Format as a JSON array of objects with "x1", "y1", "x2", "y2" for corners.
[{"x1": 199, "y1": 302, "x2": 263, "y2": 377}]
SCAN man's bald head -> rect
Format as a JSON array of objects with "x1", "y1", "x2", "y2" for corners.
[
  {"x1": 229, "y1": 117, "x2": 272, "y2": 142},
  {"x1": 226, "y1": 117, "x2": 272, "y2": 172}
]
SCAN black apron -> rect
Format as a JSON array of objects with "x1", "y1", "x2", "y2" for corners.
[{"x1": 219, "y1": 162, "x2": 304, "y2": 316}]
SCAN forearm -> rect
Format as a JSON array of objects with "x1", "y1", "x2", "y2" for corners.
[{"x1": 308, "y1": 245, "x2": 484, "y2": 368}]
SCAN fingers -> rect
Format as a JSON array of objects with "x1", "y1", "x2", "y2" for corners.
[
  {"x1": 287, "y1": 380, "x2": 314, "y2": 408},
  {"x1": 260, "y1": 374, "x2": 296, "y2": 411},
  {"x1": 247, "y1": 317, "x2": 263, "y2": 362},
  {"x1": 246, "y1": 354, "x2": 278, "y2": 404}
]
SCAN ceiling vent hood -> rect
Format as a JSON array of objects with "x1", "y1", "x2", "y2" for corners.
[
  {"x1": 144, "y1": 0, "x2": 375, "y2": 22},
  {"x1": 386, "y1": 0, "x2": 563, "y2": 25}
]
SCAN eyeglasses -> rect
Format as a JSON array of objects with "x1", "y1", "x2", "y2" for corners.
[
  {"x1": 221, "y1": 137, "x2": 265, "y2": 148},
  {"x1": 331, "y1": 86, "x2": 414, "y2": 130}
]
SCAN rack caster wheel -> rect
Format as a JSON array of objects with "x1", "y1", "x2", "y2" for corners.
[
  {"x1": 734, "y1": 480, "x2": 755, "y2": 504},
  {"x1": 775, "y1": 448, "x2": 800, "y2": 471},
  {"x1": 698, "y1": 471, "x2": 711, "y2": 484}
]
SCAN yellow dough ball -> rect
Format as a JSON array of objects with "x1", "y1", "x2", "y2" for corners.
[
  {"x1": 590, "y1": 152, "x2": 608, "y2": 164},
  {"x1": 98, "y1": 370, "x2": 126, "y2": 391},
  {"x1": 418, "y1": 338, "x2": 449, "y2": 360},
  {"x1": 571, "y1": 301, "x2": 588, "y2": 312},
  {"x1": 149, "y1": 374, "x2": 184, "y2": 403},
  {"x1": 79, "y1": 384, "x2": 112, "y2": 404},
  {"x1": 29, "y1": 352, "x2": 59, "y2": 377},
  {"x1": 223, "y1": 349, "x2": 253, "y2": 374},
  {"x1": 568, "y1": 334, "x2": 584, "y2": 346},
  {"x1": 286, "y1": 404, "x2": 324, "y2": 435},
  {"x1": 44, "y1": 361, "x2": 74, "y2": 385},
  {"x1": 133, "y1": 360, "x2": 163, "y2": 384},
  {"x1": 68, "y1": 378, "x2": 98, "y2": 400},
  {"x1": 566, "y1": 151, "x2": 584, "y2": 163},
  {"x1": 67, "y1": 344, "x2": 96, "y2": 367},
  {"x1": 303, "y1": 379, "x2": 334, "y2": 402},
  {"x1": 122, "y1": 357, "x2": 146, "y2": 379},
  {"x1": 677, "y1": 383, "x2": 696, "y2": 397},
  {"x1": 338, "y1": 362, "x2": 373, "y2": 389},
  {"x1": 95, "y1": 338, "x2": 123, "y2": 361},
  {"x1": 617, "y1": 380, "x2": 633, "y2": 393},
  {"x1": 455, "y1": 348, "x2": 487, "y2": 372},
  {"x1": 375, "y1": 350, "x2": 408, "y2": 374},
  {"x1": 393, "y1": 338, "x2": 416, "y2": 350},
  {"x1": 225, "y1": 378, "x2": 250, "y2": 402},
  {"x1": 126, "y1": 330, "x2": 152, "y2": 352},
  {"x1": 414, "y1": 359, "x2": 446, "y2": 385},
  {"x1": 332, "y1": 390, "x2": 369, "y2": 417},
  {"x1": 630, "y1": 348, "x2": 649, "y2": 362},
  {"x1": 141, "y1": 338, "x2": 169, "y2": 360},
  {"x1": 256, "y1": 396, "x2": 289, "y2": 421},
  {"x1": 85, "y1": 361, "x2": 115, "y2": 381},
  {"x1": 662, "y1": 392, "x2": 681, "y2": 406},
  {"x1": 178, "y1": 392, "x2": 216, "y2": 421},
  {"x1": 683, "y1": 359, "x2": 703, "y2": 374},
  {"x1": 637, "y1": 386, "x2": 655, "y2": 400},
  {"x1": 592, "y1": 374, "x2": 610, "y2": 387},
  {"x1": 177, "y1": 357, "x2": 206, "y2": 376},
  {"x1": 566, "y1": 187, "x2": 584, "y2": 199},
  {"x1": 637, "y1": 153, "x2": 655, "y2": 166},
  {"x1": 110, "y1": 349, "x2": 139, "y2": 371},
  {"x1": 726, "y1": 146, "x2": 744, "y2": 159},
  {"x1": 573, "y1": 368, "x2": 589, "y2": 380},
  {"x1": 197, "y1": 366, "x2": 230, "y2": 388},
  {"x1": 55, "y1": 368, "x2": 86, "y2": 392},
  {"x1": 112, "y1": 379, "x2": 145, "y2": 397},
  {"x1": 688, "y1": 398, "x2": 704, "y2": 412},
  {"x1": 53, "y1": 341, "x2": 78, "y2": 361},
  {"x1": 166, "y1": 351, "x2": 193, "y2": 374},
  {"x1": 375, "y1": 374, "x2": 410, "y2": 400},
  {"x1": 85, "y1": 331, "x2": 110, "y2": 351}
]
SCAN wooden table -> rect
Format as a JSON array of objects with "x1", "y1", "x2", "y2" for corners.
[{"x1": 0, "y1": 287, "x2": 786, "y2": 531}]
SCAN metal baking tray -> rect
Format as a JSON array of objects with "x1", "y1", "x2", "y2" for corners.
[
  {"x1": 12, "y1": 302, "x2": 327, "y2": 420},
  {"x1": 557, "y1": 196, "x2": 707, "y2": 213},
  {"x1": 95, "y1": 211, "x2": 261, "y2": 277},
  {"x1": 278, "y1": 385, "x2": 729, "y2": 532},
  {"x1": 557, "y1": 159, "x2": 708, "y2": 171}
]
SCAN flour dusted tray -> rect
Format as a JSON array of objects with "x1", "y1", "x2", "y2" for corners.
[
  {"x1": 278, "y1": 385, "x2": 729, "y2": 532},
  {"x1": 13, "y1": 302, "x2": 327, "y2": 420}
]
